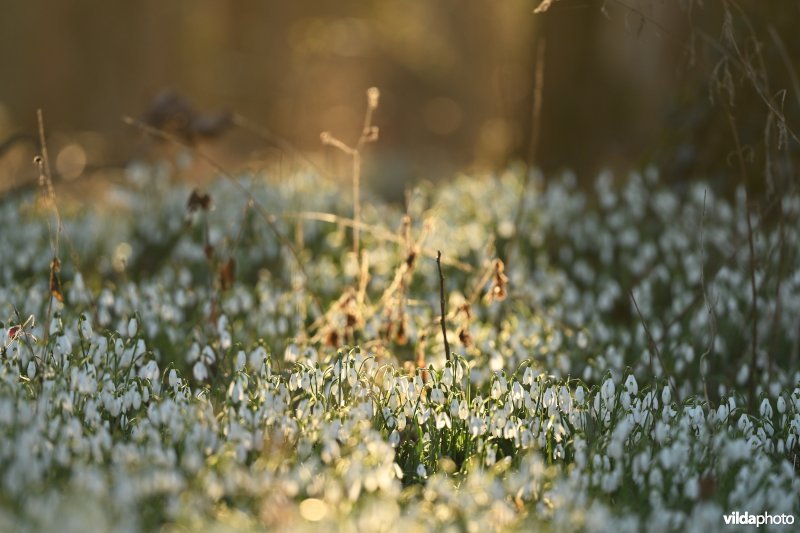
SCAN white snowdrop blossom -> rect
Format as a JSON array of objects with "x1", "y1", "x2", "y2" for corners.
[
  {"x1": 574, "y1": 385, "x2": 585, "y2": 404},
  {"x1": 776, "y1": 395, "x2": 786, "y2": 414},
  {"x1": 624, "y1": 375, "x2": 638, "y2": 395},
  {"x1": 759, "y1": 398, "x2": 773, "y2": 419},
  {"x1": 193, "y1": 361, "x2": 208, "y2": 382}
]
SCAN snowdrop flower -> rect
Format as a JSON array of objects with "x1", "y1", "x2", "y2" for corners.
[
  {"x1": 220, "y1": 330, "x2": 232, "y2": 351},
  {"x1": 284, "y1": 343, "x2": 300, "y2": 363},
  {"x1": 601, "y1": 378, "x2": 616, "y2": 411},
  {"x1": 54, "y1": 335, "x2": 73, "y2": 362},
  {"x1": 193, "y1": 361, "x2": 208, "y2": 382},
  {"x1": 717, "y1": 403, "x2": 729, "y2": 423},
  {"x1": 511, "y1": 382, "x2": 525, "y2": 408},
  {"x1": 737, "y1": 414, "x2": 753, "y2": 435},
  {"x1": 79, "y1": 314, "x2": 93, "y2": 340},
  {"x1": 624, "y1": 375, "x2": 638, "y2": 396},
  {"x1": 759, "y1": 398, "x2": 773, "y2": 419},
  {"x1": 127, "y1": 317, "x2": 138, "y2": 338},
  {"x1": 435, "y1": 412, "x2": 451, "y2": 430},
  {"x1": 523, "y1": 366, "x2": 534, "y2": 386},
  {"x1": 558, "y1": 386, "x2": 571, "y2": 413},
  {"x1": 168, "y1": 369, "x2": 178, "y2": 388},
  {"x1": 661, "y1": 385, "x2": 671, "y2": 406},
  {"x1": 503, "y1": 418, "x2": 517, "y2": 440},
  {"x1": 491, "y1": 379, "x2": 503, "y2": 400},
  {"x1": 201, "y1": 345, "x2": 216, "y2": 365},
  {"x1": 389, "y1": 429, "x2": 400, "y2": 447},
  {"x1": 235, "y1": 351, "x2": 246, "y2": 372},
  {"x1": 430, "y1": 388, "x2": 445, "y2": 405},
  {"x1": 736, "y1": 365, "x2": 749, "y2": 385},
  {"x1": 458, "y1": 400, "x2": 468, "y2": 420},
  {"x1": 776, "y1": 395, "x2": 786, "y2": 415},
  {"x1": 469, "y1": 416, "x2": 484, "y2": 437},
  {"x1": 574, "y1": 385, "x2": 585, "y2": 405},
  {"x1": 655, "y1": 421, "x2": 669, "y2": 444},
  {"x1": 187, "y1": 342, "x2": 200, "y2": 363},
  {"x1": 416, "y1": 464, "x2": 427, "y2": 479},
  {"x1": 442, "y1": 366, "x2": 454, "y2": 388},
  {"x1": 228, "y1": 379, "x2": 244, "y2": 404},
  {"x1": 620, "y1": 392, "x2": 632, "y2": 411},
  {"x1": 450, "y1": 398, "x2": 460, "y2": 418}
]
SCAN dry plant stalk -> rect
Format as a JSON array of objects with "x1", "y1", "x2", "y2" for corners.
[
  {"x1": 507, "y1": 36, "x2": 545, "y2": 265},
  {"x1": 698, "y1": 189, "x2": 717, "y2": 406},
  {"x1": 320, "y1": 87, "x2": 380, "y2": 264},
  {"x1": 630, "y1": 290, "x2": 679, "y2": 402},
  {"x1": 437, "y1": 251, "x2": 451, "y2": 363},
  {"x1": 34, "y1": 109, "x2": 65, "y2": 356},
  {"x1": 725, "y1": 106, "x2": 760, "y2": 407}
]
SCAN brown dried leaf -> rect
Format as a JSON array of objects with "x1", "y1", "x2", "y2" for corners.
[
  {"x1": 219, "y1": 257, "x2": 235, "y2": 291},
  {"x1": 49, "y1": 258, "x2": 64, "y2": 303}
]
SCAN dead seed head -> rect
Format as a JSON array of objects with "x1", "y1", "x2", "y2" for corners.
[
  {"x1": 187, "y1": 189, "x2": 212, "y2": 213},
  {"x1": 367, "y1": 87, "x2": 380, "y2": 109}
]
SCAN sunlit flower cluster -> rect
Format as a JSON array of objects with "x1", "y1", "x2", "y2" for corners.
[{"x1": 0, "y1": 164, "x2": 798, "y2": 530}]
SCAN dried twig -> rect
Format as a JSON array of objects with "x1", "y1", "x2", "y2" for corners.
[
  {"x1": 34, "y1": 110, "x2": 64, "y2": 356},
  {"x1": 698, "y1": 189, "x2": 717, "y2": 405},
  {"x1": 630, "y1": 290, "x2": 678, "y2": 402},
  {"x1": 437, "y1": 251, "x2": 451, "y2": 363},
  {"x1": 507, "y1": 36, "x2": 546, "y2": 265},
  {"x1": 321, "y1": 87, "x2": 380, "y2": 263},
  {"x1": 725, "y1": 107, "x2": 759, "y2": 407}
]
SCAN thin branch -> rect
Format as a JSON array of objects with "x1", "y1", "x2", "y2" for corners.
[
  {"x1": 35, "y1": 110, "x2": 63, "y2": 357},
  {"x1": 437, "y1": 251, "x2": 451, "y2": 363},
  {"x1": 507, "y1": 36, "x2": 546, "y2": 265},
  {"x1": 725, "y1": 108, "x2": 759, "y2": 407},
  {"x1": 321, "y1": 87, "x2": 381, "y2": 264},
  {"x1": 698, "y1": 189, "x2": 717, "y2": 406},
  {"x1": 630, "y1": 290, "x2": 678, "y2": 402}
]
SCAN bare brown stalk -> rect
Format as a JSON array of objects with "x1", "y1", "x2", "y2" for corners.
[
  {"x1": 437, "y1": 251, "x2": 451, "y2": 363},
  {"x1": 698, "y1": 189, "x2": 717, "y2": 406},
  {"x1": 507, "y1": 36, "x2": 545, "y2": 265},
  {"x1": 725, "y1": 108, "x2": 760, "y2": 407},
  {"x1": 321, "y1": 87, "x2": 380, "y2": 264},
  {"x1": 35, "y1": 110, "x2": 64, "y2": 356},
  {"x1": 630, "y1": 290, "x2": 678, "y2": 402}
]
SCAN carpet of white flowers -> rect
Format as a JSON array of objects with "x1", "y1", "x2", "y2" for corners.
[{"x1": 0, "y1": 164, "x2": 798, "y2": 531}]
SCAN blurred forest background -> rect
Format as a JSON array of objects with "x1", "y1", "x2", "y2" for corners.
[{"x1": 0, "y1": 0, "x2": 798, "y2": 199}]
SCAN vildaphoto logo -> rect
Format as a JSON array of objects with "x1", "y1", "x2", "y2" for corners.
[{"x1": 723, "y1": 511, "x2": 795, "y2": 527}]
